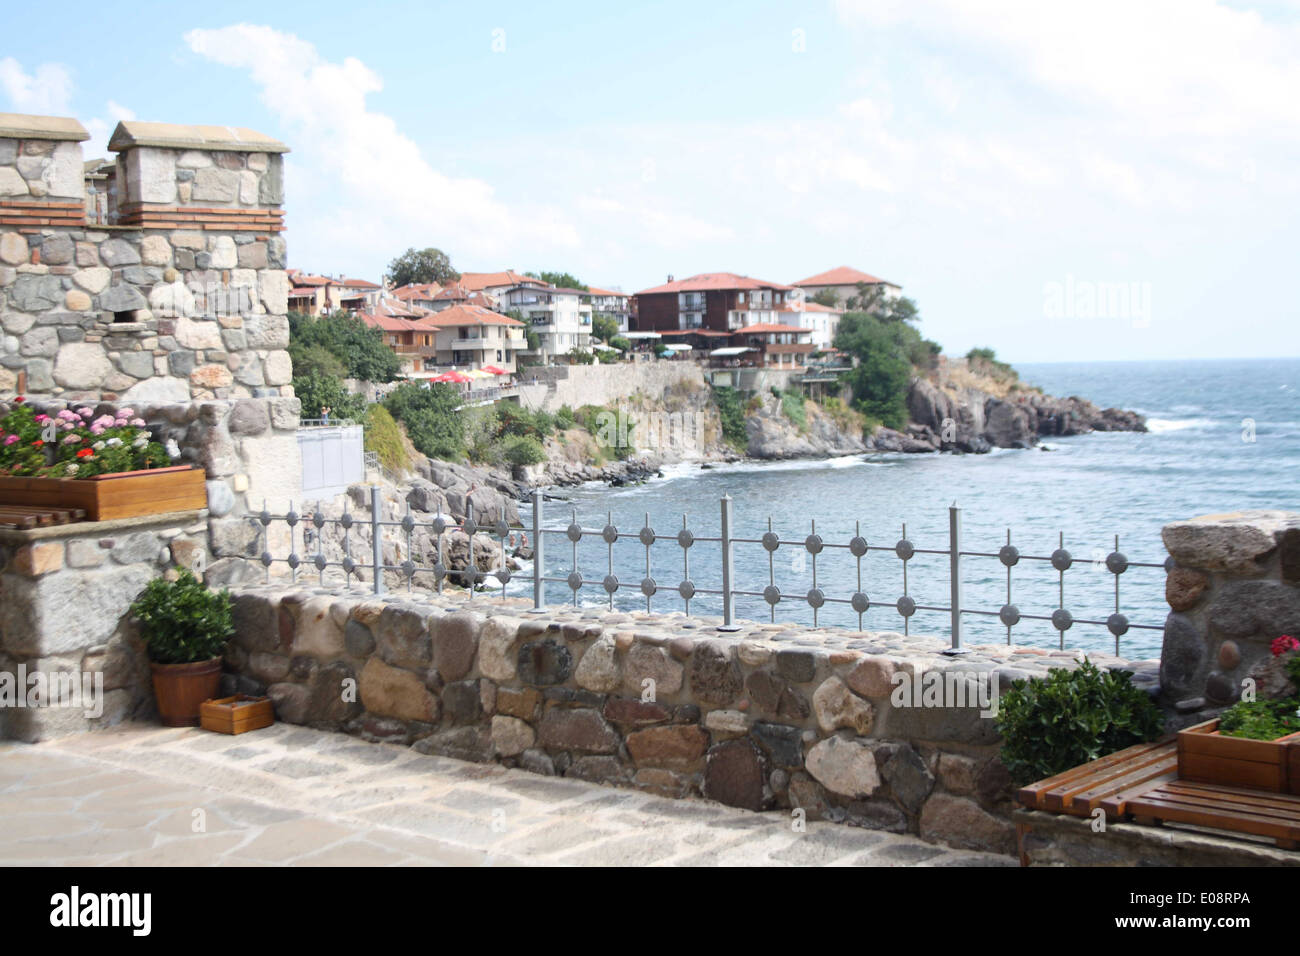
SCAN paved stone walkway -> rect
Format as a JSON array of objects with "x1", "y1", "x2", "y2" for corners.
[{"x1": 0, "y1": 724, "x2": 1014, "y2": 866}]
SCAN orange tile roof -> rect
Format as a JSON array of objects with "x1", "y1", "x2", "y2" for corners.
[
  {"x1": 779, "y1": 301, "x2": 841, "y2": 314},
  {"x1": 636, "y1": 272, "x2": 794, "y2": 296},
  {"x1": 734, "y1": 323, "x2": 811, "y2": 335},
  {"x1": 791, "y1": 266, "x2": 897, "y2": 288},
  {"x1": 458, "y1": 270, "x2": 547, "y2": 292},
  {"x1": 586, "y1": 286, "x2": 627, "y2": 298},
  {"x1": 393, "y1": 282, "x2": 443, "y2": 300},
  {"x1": 414, "y1": 303, "x2": 525, "y2": 329},
  {"x1": 340, "y1": 277, "x2": 381, "y2": 289}
]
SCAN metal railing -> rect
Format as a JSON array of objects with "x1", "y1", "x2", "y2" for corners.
[{"x1": 246, "y1": 490, "x2": 1169, "y2": 655}]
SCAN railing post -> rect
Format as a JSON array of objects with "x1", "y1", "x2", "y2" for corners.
[
  {"x1": 948, "y1": 502, "x2": 962, "y2": 651},
  {"x1": 371, "y1": 485, "x2": 385, "y2": 595},
  {"x1": 531, "y1": 488, "x2": 545, "y2": 612},
  {"x1": 719, "y1": 494, "x2": 740, "y2": 631}
]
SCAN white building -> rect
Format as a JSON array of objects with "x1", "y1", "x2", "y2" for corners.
[
  {"x1": 778, "y1": 299, "x2": 844, "y2": 351},
  {"x1": 500, "y1": 284, "x2": 593, "y2": 360},
  {"x1": 583, "y1": 286, "x2": 633, "y2": 332}
]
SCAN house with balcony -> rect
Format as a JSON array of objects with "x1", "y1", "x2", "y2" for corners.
[
  {"x1": 390, "y1": 282, "x2": 444, "y2": 311},
  {"x1": 790, "y1": 265, "x2": 901, "y2": 309},
  {"x1": 458, "y1": 270, "x2": 548, "y2": 299},
  {"x1": 716, "y1": 323, "x2": 816, "y2": 369},
  {"x1": 634, "y1": 273, "x2": 798, "y2": 335},
  {"x1": 583, "y1": 286, "x2": 633, "y2": 332},
  {"x1": 287, "y1": 272, "x2": 385, "y2": 315},
  {"x1": 425, "y1": 282, "x2": 499, "y2": 313},
  {"x1": 420, "y1": 304, "x2": 527, "y2": 373},
  {"x1": 499, "y1": 283, "x2": 593, "y2": 360},
  {"x1": 778, "y1": 299, "x2": 844, "y2": 351}
]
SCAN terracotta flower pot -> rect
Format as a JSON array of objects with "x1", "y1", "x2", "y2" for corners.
[{"x1": 150, "y1": 657, "x2": 223, "y2": 727}]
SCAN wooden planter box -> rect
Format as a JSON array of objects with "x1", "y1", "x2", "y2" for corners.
[
  {"x1": 0, "y1": 465, "x2": 206, "y2": 521},
  {"x1": 199, "y1": 695, "x2": 275, "y2": 735},
  {"x1": 1177, "y1": 718, "x2": 1300, "y2": 793}
]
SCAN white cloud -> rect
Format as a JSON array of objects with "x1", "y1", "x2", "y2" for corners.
[
  {"x1": 0, "y1": 58, "x2": 74, "y2": 114},
  {"x1": 184, "y1": 24, "x2": 579, "y2": 273}
]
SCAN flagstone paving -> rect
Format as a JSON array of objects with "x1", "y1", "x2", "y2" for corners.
[{"x1": 0, "y1": 723, "x2": 1015, "y2": 867}]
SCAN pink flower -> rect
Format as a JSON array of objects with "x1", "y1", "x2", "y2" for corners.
[
  {"x1": 62, "y1": 434, "x2": 81, "y2": 445},
  {"x1": 76, "y1": 407, "x2": 93, "y2": 419},
  {"x1": 34, "y1": 414, "x2": 49, "y2": 424},
  {"x1": 1271, "y1": 635, "x2": 1299, "y2": 657},
  {"x1": 3, "y1": 435, "x2": 17, "y2": 446},
  {"x1": 117, "y1": 408, "x2": 135, "y2": 418},
  {"x1": 130, "y1": 418, "x2": 146, "y2": 427},
  {"x1": 90, "y1": 425, "x2": 105, "y2": 436}
]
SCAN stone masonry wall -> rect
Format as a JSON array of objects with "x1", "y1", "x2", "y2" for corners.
[
  {"x1": 0, "y1": 114, "x2": 291, "y2": 403},
  {"x1": 1158, "y1": 510, "x2": 1300, "y2": 725},
  {"x1": 0, "y1": 510, "x2": 208, "y2": 741},
  {"x1": 216, "y1": 585, "x2": 1142, "y2": 854}
]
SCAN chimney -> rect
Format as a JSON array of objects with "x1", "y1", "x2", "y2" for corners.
[{"x1": 667, "y1": 274, "x2": 674, "y2": 283}]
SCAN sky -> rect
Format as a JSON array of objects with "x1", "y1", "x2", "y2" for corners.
[{"x1": 2, "y1": 0, "x2": 1299, "y2": 363}]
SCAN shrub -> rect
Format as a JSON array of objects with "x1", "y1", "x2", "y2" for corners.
[
  {"x1": 129, "y1": 569, "x2": 234, "y2": 664},
  {"x1": 710, "y1": 386, "x2": 748, "y2": 451},
  {"x1": 995, "y1": 660, "x2": 1165, "y2": 785},
  {"x1": 779, "y1": 390, "x2": 807, "y2": 429},
  {"x1": 501, "y1": 434, "x2": 547, "y2": 466},
  {"x1": 497, "y1": 404, "x2": 554, "y2": 440},
  {"x1": 555, "y1": 405, "x2": 577, "y2": 430},
  {"x1": 288, "y1": 310, "x2": 401, "y2": 383},
  {"x1": 384, "y1": 382, "x2": 465, "y2": 460},
  {"x1": 363, "y1": 404, "x2": 411, "y2": 474},
  {"x1": 293, "y1": 370, "x2": 366, "y2": 421}
]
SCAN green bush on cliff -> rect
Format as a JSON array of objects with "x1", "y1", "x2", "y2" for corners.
[
  {"x1": 363, "y1": 404, "x2": 411, "y2": 475},
  {"x1": 777, "y1": 389, "x2": 807, "y2": 430},
  {"x1": 501, "y1": 434, "x2": 547, "y2": 467},
  {"x1": 384, "y1": 382, "x2": 465, "y2": 460},
  {"x1": 995, "y1": 660, "x2": 1165, "y2": 785},
  {"x1": 710, "y1": 386, "x2": 748, "y2": 451}
]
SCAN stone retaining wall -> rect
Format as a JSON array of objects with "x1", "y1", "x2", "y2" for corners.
[
  {"x1": 216, "y1": 585, "x2": 1140, "y2": 853},
  {"x1": 0, "y1": 509, "x2": 207, "y2": 741},
  {"x1": 517, "y1": 362, "x2": 705, "y2": 414},
  {"x1": 1158, "y1": 510, "x2": 1300, "y2": 724}
]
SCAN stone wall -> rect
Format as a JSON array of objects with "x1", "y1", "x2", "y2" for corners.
[
  {"x1": 1158, "y1": 510, "x2": 1300, "y2": 723},
  {"x1": 213, "y1": 585, "x2": 1138, "y2": 853},
  {"x1": 0, "y1": 113, "x2": 291, "y2": 403},
  {"x1": 0, "y1": 509, "x2": 208, "y2": 741},
  {"x1": 517, "y1": 361, "x2": 706, "y2": 414}
]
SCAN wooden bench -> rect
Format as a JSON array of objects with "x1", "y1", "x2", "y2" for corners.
[
  {"x1": 0, "y1": 505, "x2": 87, "y2": 529},
  {"x1": 1016, "y1": 737, "x2": 1178, "y2": 819},
  {"x1": 1121, "y1": 780, "x2": 1300, "y2": 850}
]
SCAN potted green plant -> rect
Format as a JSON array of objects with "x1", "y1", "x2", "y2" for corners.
[{"x1": 130, "y1": 569, "x2": 234, "y2": 726}]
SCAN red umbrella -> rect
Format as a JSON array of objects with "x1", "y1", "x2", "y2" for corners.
[
  {"x1": 480, "y1": 365, "x2": 508, "y2": 375},
  {"x1": 430, "y1": 371, "x2": 471, "y2": 383}
]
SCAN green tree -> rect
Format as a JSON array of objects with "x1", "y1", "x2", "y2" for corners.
[
  {"x1": 526, "y1": 270, "x2": 587, "y2": 290},
  {"x1": 385, "y1": 247, "x2": 460, "y2": 287},
  {"x1": 293, "y1": 370, "x2": 366, "y2": 421},
  {"x1": 811, "y1": 288, "x2": 840, "y2": 307},
  {"x1": 845, "y1": 284, "x2": 919, "y2": 325},
  {"x1": 834, "y1": 312, "x2": 914, "y2": 429},
  {"x1": 592, "y1": 313, "x2": 619, "y2": 342},
  {"x1": 710, "y1": 386, "x2": 748, "y2": 450},
  {"x1": 288, "y1": 310, "x2": 401, "y2": 383},
  {"x1": 383, "y1": 383, "x2": 465, "y2": 460}
]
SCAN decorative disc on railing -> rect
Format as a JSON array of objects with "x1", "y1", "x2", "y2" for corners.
[
  {"x1": 602, "y1": 524, "x2": 619, "y2": 544},
  {"x1": 1051, "y1": 548, "x2": 1072, "y2": 571},
  {"x1": 400, "y1": 514, "x2": 415, "y2": 533},
  {"x1": 496, "y1": 568, "x2": 511, "y2": 585},
  {"x1": 1164, "y1": 556, "x2": 1175, "y2": 572},
  {"x1": 259, "y1": 509, "x2": 272, "y2": 526},
  {"x1": 463, "y1": 516, "x2": 478, "y2": 537},
  {"x1": 260, "y1": 551, "x2": 273, "y2": 567},
  {"x1": 494, "y1": 519, "x2": 509, "y2": 538},
  {"x1": 286, "y1": 508, "x2": 299, "y2": 526},
  {"x1": 676, "y1": 528, "x2": 693, "y2": 549},
  {"x1": 313, "y1": 512, "x2": 325, "y2": 528},
  {"x1": 761, "y1": 531, "x2": 780, "y2": 552},
  {"x1": 431, "y1": 516, "x2": 447, "y2": 535},
  {"x1": 313, "y1": 553, "x2": 327, "y2": 571},
  {"x1": 806, "y1": 587, "x2": 825, "y2": 609},
  {"x1": 998, "y1": 544, "x2": 1020, "y2": 567},
  {"x1": 602, "y1": 574, "x2": 619, "y2": 594},
  {"x1": 566, "y1": 570, "x2": 583, "y2": 591},
  {"x1": 400, "y1": 559, "x2": 415, "y2": 578},
  {"x1": 805, "y1": 533, "x2": 823, "y2": 555},
  {"x1": 763, "y1": 584, "x2": 781, "y2": 606},
  {"x1": 641, "y1": 576, "x2": 657, "y2": 596},
  {"x1": 678, "y1": 580, "x2": 695, "y2": 600},
  {"x1": 999, "y1": 604, "x2": 1020, "y2": 626},
  {"x1": 851, "y1": 591, "x2": 870, "y2": 613},
  {"x1": 897, "y1": 595, "x2": 916, "y2": 617},
  {"x1": 1107, "y1": 612, "x2": 1129, "y2": 636},
  {"x1": 849, "y1": 535, "x2": 868, "y2": 557},
  {"x1": 566, "y1": 522, "x2": 583, "y2": 542},
  {"x1": 287, "y1": 552, "x2": 300, "y2": 569},
  {"x1": 1105, "y1": 551, "x2": 1128, "y2": 574},
  {"x1": 340, "y1": 512, "x2": 354, "y2": 530},
  {"x1": 639, "y1": 526, "x2": 656, "y2": 546},
  {"x1": 341, "y1": 556, "x2": 356, "y2": 574},
  {"x1": 895, "y1": 539, "x2": 914, "y2": 561},
  {"x1": 431, "y1": 562, "x2": 446, "y2": 581},
  {"x1": 463, "y1": 565, "x2": 481, "y2": 586},
  {"x1": 1051, "y1": 608, "x2": 1074, "y2": 631}
]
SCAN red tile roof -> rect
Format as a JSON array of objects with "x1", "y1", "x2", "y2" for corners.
[
  {"x1": 392, "y1": 282, "x2": 444, "y2": 300},
  {"x1": 779, "y1": 301, "x2": 841, "y2": 314},
  {"x1": 586, "y1": 286, "x2": 627, "y2": 298},
  {"x1": 414, "y1": 304, "x2": 525, "y2": 329},
  {"x1": 734, "y1": 323, "x2": 811, "y2": 335},
  {"x1": 459, "y1": 270, "x2": 547, "y2": 292},
  {"x1": 636, "y1": 273, "x2": 794, "y2": 296},
  {"x1": 791, "y1": 266, "x2": 897, "y2": 288}
]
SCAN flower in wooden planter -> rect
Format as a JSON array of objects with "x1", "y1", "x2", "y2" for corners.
[{"x1": 0, "y1": 402, "x2": 173, "y2": 479}]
